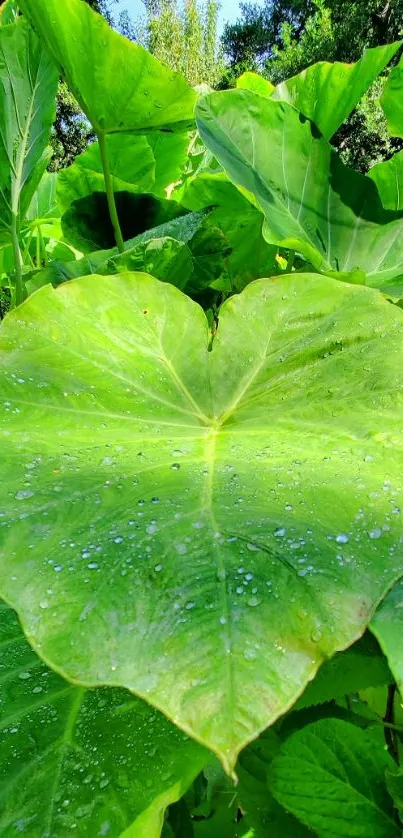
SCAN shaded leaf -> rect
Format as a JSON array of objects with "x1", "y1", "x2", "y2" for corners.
[
  {"x1": 382, "y1": 55, "x2": 403, "y2": 138},
  {"x1": 62, "y1": 191, "x2": 187, "y2": 252},
  {"x1": 0, "y1": 274, "x2": 403, "y2": 769},
  {"x1": 371, "y1": 578, "x2": 403, "y2": 693},
  {"x1": 368, "y1": 151, "x2": 403, "y2": 211}
]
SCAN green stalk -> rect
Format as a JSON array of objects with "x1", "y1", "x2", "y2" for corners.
[
  {"x1": 286, "y1": 249, "x2": 295, "y2": 272},
  {"x1": 10, "y1": 213, "x2": 25, "y2": 307},
  {"x1": 97, "y1": 130, "x2": 124, "y2": 253}
]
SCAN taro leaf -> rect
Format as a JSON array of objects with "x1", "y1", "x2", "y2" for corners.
[
  {"x1": 295, "y1": 633, "x2": 393, "y2": 711},
  {"x1": 370, "y1": 579, "x2": 403, "y2": 693},
  {"x1": 369, "y1": 151, "x2": 403, "y2": 211},
  {"x1": 1, "y1": 274, "x2": 403, "y2": 770},
  {"x1": 18, "y1": 0, "x2": 196, "y2": 135},
  {"x1": 236, "y1": 72, "x2": 274, "y2": 98},
  {"x1": 62, "y1": 191, "x2": 187, "y2": 252},
  {"x1": 0, "y1": 601, "x2": 207, "y2": 837},
  {"x1": 0, "y1": 17, "x2": 58, "y2": 243},
  {"x1": 271, "y1": 43, "x2": 401, "y2": 141},
  {"x1": 382, "y1": 55, "x2": 403, "y2": 138},
  {"x1": 177, "y1": 171, "x2": 277, "y2": 291},
  {"x1": 270, "y1": 719, "x2": 399, "y2": 837},
  {"x1": 237, "y1": 729, "x2": 311, "y2": 837},
  {"x1": 57, "y1": 135, "x2": 156, "y2": 215},
  {"x1": 146, "y1": 132, "x2": 191, "y2": 197},
  {"x1": 196, "y1": 89, "x2": 403, "y2": 291}
]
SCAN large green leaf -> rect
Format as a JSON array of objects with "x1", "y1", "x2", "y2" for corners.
[
  {"x1": 26, "y1": 172, "x2": 59, "y2": 226},
  {"x1": 1, "y1": 274, "x2": 403, "y2": 769},
  {"x1": 146, "y1": 132, "x2": 191, "y2": 197},
  {"x1": 271, "y1": 43, "x2": 401, "y2": 141},
  {"x1": 19, "y1": 0, "x2": 196, "y2": 135},
  {"x1": 370, "y1": 579, "x2": 403, "y2": 692},
  {"x1": 57, "y1": 135, "x2": 156, "y2": 215},
  {"x1": 0, "y1": 601, "x2": 207, "y2": 837},
  {"x1": 196, "y1": 89, "x2": 403, "y2": 291},
  {"x1": 0, "y1": 17, "x2": 58, "y2": 243},
  {"x1": 381, "y1": 55, "x2": 403, "y2": 138},
  {"x1": 271, "y1": 719, "x2": 399, "y2": 837}
]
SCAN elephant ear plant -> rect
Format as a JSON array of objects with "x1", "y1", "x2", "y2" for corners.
[{"x1": 1, "y1": 0, "x2": 403, "y2": 835}]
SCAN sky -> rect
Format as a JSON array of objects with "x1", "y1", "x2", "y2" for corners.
[{"x1": 115, "y1": 0, "x2": 246, "y2": 32}]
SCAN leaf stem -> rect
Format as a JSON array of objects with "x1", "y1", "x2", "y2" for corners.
[
  {"x1": 383, "y1": 684, "x2": 399, "y2": 764},
  {"x1": 97, "y1": 130, "x2": 124, "y2": 253},
  {"x1": 286, "y1": 249, "x2": 295, "y2": 272},
  {"x1": 10, "y1": 213, "x2": 25, "y2": 307}
]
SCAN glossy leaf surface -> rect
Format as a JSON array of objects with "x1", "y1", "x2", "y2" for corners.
[
  {"x1": 0, "y1": 602, "x2": 207, "y2": 837},
  {"x1": 196, "y1": 89, "x2": 403, "y2": 291},
  {"x1": 0, "y1": 17, "x2": 58, "y2": 242},
  {"x1": 271, "y1": 719, "x2": 399, "y2": 837},
  {"x1": 272, "y1": 44, "x2": 401, "y2": 140},
  {"x1": 1, "y1": 274, "x2": 403, "y2": 769},
  {"x1": 18, "y1": 0, "x2": 196, "y2": 135}
]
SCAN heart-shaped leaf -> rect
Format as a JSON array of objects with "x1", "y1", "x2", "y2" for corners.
[
  {"x1": 0, "y1": 601, "x2": 207, "y2": 837},
  {"x1": 0, "y1": 273, "x2": 403, "y2": 770},
  {"x1": 196, "y1": 90, "x2": 403, "y2": 292},
  {"x1": 18, "y1": 0, "x2": 196, "y2": 135}
]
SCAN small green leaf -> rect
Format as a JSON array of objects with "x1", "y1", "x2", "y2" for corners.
[
  {"x1": 368, "y1": 151, "x2": 403, "y2": 211},
  {"x1": 236, "y1": 72, "x2": 274, "y2": 98},
  {"x1": 272, "y1": 43, "x2": 401, "y2": 141},
  {"x1": 295, "y1": 634, "x2": 393, "y2": 711},
  {"x1": 271, "y1": 719, "x2": 400, "y2": 837},
  {"x1": 19, "y1": 0, "x2": 196, "y2": 134},
  {"x1": 385, "y1": 769, "x2": 403, "y2": 821},
  {"x1": 371, "y1": 578, "x2": 403, "y2": 693},
  {"x1": 0, "y1": 602, "x2": 207, "y2": 837}
]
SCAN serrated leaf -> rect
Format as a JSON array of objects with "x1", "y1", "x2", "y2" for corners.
[
  {"x1": 271, "y1": 719, "x2": 400, "y2": 837},
  {"x1": 0, "y1": 274, "x2": 403, "y2": 769},
  {"x1": 0, "y1": 602, "x2": 207, "y2": 837}
]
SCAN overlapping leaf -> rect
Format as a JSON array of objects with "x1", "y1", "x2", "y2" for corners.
[
  {"x1": 196, "y1": 89, "x2": 403, "y2": 292},
  {"x1": 0, "y1": 602, "x2": 207, "y2": 837},
  {"x1": 382, "y1": 54, "x2": 403, "y2": 138},
  {"x1": 1, "y1": 273, "x2": 403, "y2": 769},
  {"x1": 18, "y1": 0, "x2": 196, "y2": 135}
]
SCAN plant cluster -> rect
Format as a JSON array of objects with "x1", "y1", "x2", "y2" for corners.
[{"x1": 2, "y1": 0, "x2": 403, "y2": 835}]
